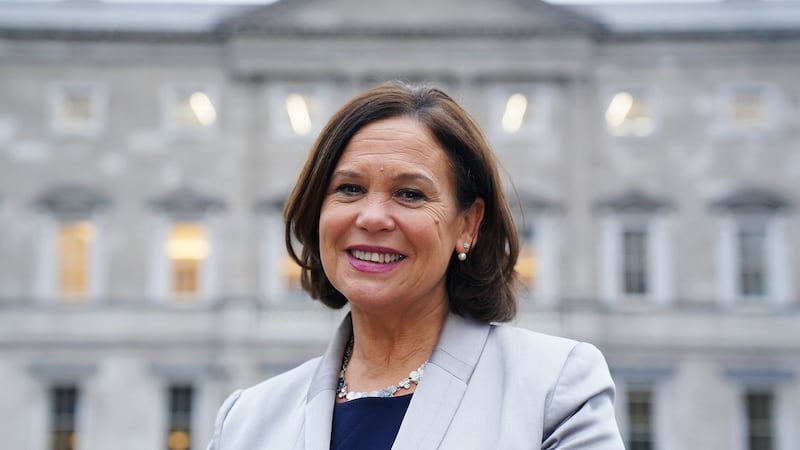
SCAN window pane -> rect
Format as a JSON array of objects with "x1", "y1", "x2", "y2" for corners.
[
  {"x1": 172, "y1": 87, "x2": 216, "y2": 128},
  {"x1": 627, "y1": 387, "x2": 654, "y2": 450},
  {"x1": 50, "y1": 385, "x2": 78, "y2": 450},
  {"x1": 167, "y1": 385, "x2": 193, "y2": 450},
  {"x1": 501, "y1": 92, "x2": 533, "y2": 134},
  {"x1": 57, "y1": 221, "x2": 94, "y2": 299},
  {"x1": 730, "y1": 86, "x2": 766, "y2": 128},
  {"x1": 738, "y1": 226, "x2": 766, "y2": 297},
  {"x1": 166, "y1": 223, "x2": 208, "y2": 297},
  {"x1": 622, "y1": 228, "x2": 648, "y2": 295},
  {"x1": 746, "y1": 391, "x2": 774, "y2": 450},
  {"x1": 58, "y1": 86, "x2": 94, "y2": 126},
  {"x1": 605, "y1": 90, "x2": 654, "y2": 136},
  {"x1": 515, "y1": 228, "x2": 537, "y2": 290},
  {"x1": 284, "y1": 92, "x2": 317, "y2": 136}
]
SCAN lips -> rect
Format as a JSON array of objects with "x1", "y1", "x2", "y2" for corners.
[{"x1": 348, "y1": 249, "x2": 405, "y2": 264}]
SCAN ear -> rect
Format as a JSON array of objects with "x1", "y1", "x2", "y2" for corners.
[{"x1": 456, "y1": 198, "x2": 485, "y2": 252}]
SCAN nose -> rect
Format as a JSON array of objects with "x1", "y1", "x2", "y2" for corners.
[{"x1": 355, "y1": 196, "x2": 396, "y2": 232}]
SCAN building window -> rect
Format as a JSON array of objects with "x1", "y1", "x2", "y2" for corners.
[
  {"x1": 489, "y1": 84, "x2": 550, "y2": 140},
  {"x1": 622, "y1": 226, "x2": 648, "y2": 296},
  {"x1": 167, "y1": 385, "x2": 193, "y2": 450},
  {"x1": 166, "y1": 222, "x2": 208, "y2": 298},
  {"x1": 50, "y1": 385, "x2": 79, "y2": 450},
  {"x1": 282, "y1": 254, "x2": 303, "y2": 294},
  {"x1": 258, "y1": 202, "x2": 308, "y2": 304},
  {"x1": 269, "y1": 83, "x2": 330, "y2": 140},
  {"x1": 56, "y1": 221, "x2": 94, "y2": 300},
  {"x1": 47, "y1": 82, "x2": 107, "y2": 137},
  {"x1": 738, "y1": 224, "x2": 767, "y2": 298},
  {"x1": 148, "y1": 187, "x2": 224, "y2": 303},
  {"x1": 604, "y1": 88, "x2": 655, "y2": 137},
  {"x1": 516, "y1": 226, "x2": 538, "y2": 292},
  {"x1": 33, "y1": 184, "x2": 110, "y2": 303},
  {"x1": 509, "y1": 195, "x2": 561, "y2": 306},
  {"x1": 717, "y1": 84, "x2": 778, "y2": 133},
  {"x1": 627, "y1": 386, "x2": 655, "y2": 450},
  {"x1": 712, "y1": 188, "x2": 792, "y2": 307},
  {"x1": 745, "y1": 390, "x2": 774, "y2": 450},
  {"x1": 597, "y1": 190, "x2": 672, "y2": 306},
  {"x1": 161, "y1": 84, "x2": 218, "y2": 134}
]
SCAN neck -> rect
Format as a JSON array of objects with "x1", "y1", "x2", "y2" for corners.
[{"x1": 345, "y1": 300, "x2": 447, "y2": 391}]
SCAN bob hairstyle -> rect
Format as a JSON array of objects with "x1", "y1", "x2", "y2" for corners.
[{"x1": 284, "y1": 81, "x2": 519, "y2": 323}]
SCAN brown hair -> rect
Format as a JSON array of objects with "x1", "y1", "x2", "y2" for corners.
[{"x1": 283, "y1": 81, "x2": 519, "y2": 323}]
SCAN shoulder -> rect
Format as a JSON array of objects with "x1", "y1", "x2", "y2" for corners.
[
  {"x1": 234, "y1": 356, "x2": 320, "y2": 413},
  {"x1": 488, "y1": 322, "x2": 610, "y2": 388},
  {"x1": 486, "y1": 323, "x2": 623, "y2": 448},
  {"x1": 487, "y1": 322, "x2": 584, "y2": 362},
  {"x1": 208, "y1": 357, "x2": 321, "y2": 450}
]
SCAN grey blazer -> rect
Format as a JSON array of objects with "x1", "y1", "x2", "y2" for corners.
[{"x1": 207, "y1": 313, "x2": 624, "y2": 449}]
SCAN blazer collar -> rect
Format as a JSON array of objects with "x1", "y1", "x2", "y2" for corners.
[
  {"x1": 304, "y1": 314, "x2": 352, "y2": 450},
  {"x1": 392, "y1": 313, "x2": 490, "y2": 449},
  {"x1": 303, "y1": 312, "x2": 491, "y2": 450}
]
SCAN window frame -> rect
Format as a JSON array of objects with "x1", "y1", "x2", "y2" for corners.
[
  {"x1": 166, "y1": 384, "x2": 195, "y2": 450},
  {"x1": 599, "y1": 212, "x2": 671, "y2": 306},
  {"x1": 487, "y1": 83, "x2": 552, "y2": 142},
  {"x1": 267, "y1": 82, "x2": 332, "y2": 141},
  {"x1": 34, "y1": 214, "x2": 106, "y2": 305},
  {"x1": 159, "y1": 82, "x2": 221, "y2": 138},
  {"x1": 258, "y1": 208, "x2": 309, "y2": 305},
  {"x1": 46, "y1": 81, "x2": 108, "y2": 138},
  {"x1": 49, "y1": 384, "x2": 81, "y2": 450},
  {"x1": 602, "y1": 86, "x2": 659, "y2": 138},
  {"x1": 148, "y1": 215, "x2": 220, "y2": 304},
  {"x1": 715, "y1": 213, "x2": 791, "y2": 308},
  {"x1": 714, "y1": 83, "x2": 780, "y2": 136},
  {"x1": 612, "y1": 368, "x2": 673, "y2": 450},
  {"x1": 725, "y1": 368, "x2": 794, "y2": 450}
]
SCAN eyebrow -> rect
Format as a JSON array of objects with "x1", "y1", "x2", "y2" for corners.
[{"x1": 330, "y1": 169, "x2": 436, "y2": 188}]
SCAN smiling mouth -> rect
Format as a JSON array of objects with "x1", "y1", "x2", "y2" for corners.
[{"x1": 349, "y1": 249, "x2": 405, "y2": 264}]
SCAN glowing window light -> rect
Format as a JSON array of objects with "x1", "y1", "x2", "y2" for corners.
[
  {"x1": 285, "y1": 93, "x2": 313, "y2": 136},
  {"x1": 167, "y1": 223, "x2": 208, "y2": 296},
  {"x1": 168, "y1": 430, "x2": 190, "y2": 450},
  {"x1": 166, "y1": 223, "x2": 209, "y2": 261},
  {"x1": 501, "y1": 93, "x2": 529, "y2": 134},
  {"x1": 605, "y1": 92, "x2": 634, "y2": 128},
  {"x1": 731, "y1": 89, "x2": 765, "y2": 128},
  {"x1": 515, "y1": 243, "x2": 538, "y2": 288},
  {"x1": 606, "y1": 91, "x2": 654, "y2": 136},
  {"x1": 188, "y1": 91, "x2": 217, "y2": 127},
  {"x1": 57, "y1": 221, "x2": 94, "y2": 298}
]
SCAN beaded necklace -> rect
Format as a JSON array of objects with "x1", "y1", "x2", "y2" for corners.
[{"x1": 336, "y1": 335, "x2": 428, "y2": 401}]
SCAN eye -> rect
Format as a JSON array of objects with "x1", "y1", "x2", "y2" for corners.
[
  {"x1": 395, "y1": 189, "x2": 426, "y2": 203},
  {"x1": 334, "y1": 184, "x2": 364, "y2": 196}
]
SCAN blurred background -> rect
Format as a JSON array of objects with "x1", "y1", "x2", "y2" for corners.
[{"x1": 0, "y1": 0, "x2": 798, "y2": 449}]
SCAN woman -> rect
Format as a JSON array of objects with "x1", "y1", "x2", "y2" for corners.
[{"x1": 208, "y1": 82, "x2": 624, "y2": 449}]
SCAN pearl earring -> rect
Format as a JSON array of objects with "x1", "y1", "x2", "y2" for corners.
[{"x1": 458, "y1": 242, "x2": 470, "y2": 261}]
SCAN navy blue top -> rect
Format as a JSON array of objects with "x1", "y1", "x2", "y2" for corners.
[{"x1": 330, "y1": 394, "x2": 413, "y2": 450}]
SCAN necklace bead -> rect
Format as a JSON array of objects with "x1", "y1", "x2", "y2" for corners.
[{"x1": 337, "y1": 335, "x2": 428, "y2": 400}]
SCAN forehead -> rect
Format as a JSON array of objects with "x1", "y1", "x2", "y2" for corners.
[{"x1": 337, "y1": 116, "x2": 451, "y2": 166}]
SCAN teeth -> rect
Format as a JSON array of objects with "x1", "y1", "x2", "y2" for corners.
[{"x1": 351, "y1": 250, "x2": 404, "y2": 264}]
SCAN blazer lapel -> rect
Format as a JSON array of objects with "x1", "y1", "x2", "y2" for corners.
[
  {"x1": 304, "y1": 314, "x2": 353, "y2": 450},
  {"x1": 391, "y1": 314, "x2": 491, "y2": 449}
]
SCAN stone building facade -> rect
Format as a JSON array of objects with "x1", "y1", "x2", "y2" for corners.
[{"x1": 0, "y1": 0, "x2": 798, "y2": 449}]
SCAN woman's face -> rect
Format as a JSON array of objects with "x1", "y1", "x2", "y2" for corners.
[{"x1": 318, "y1": 116, "x2": 483, "y2": 316}]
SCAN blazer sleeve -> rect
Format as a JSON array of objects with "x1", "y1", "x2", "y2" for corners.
[
  {"x1": 541, "y1": 342, "x2": 625, "y2": 449},
  {"x1": 206, "y1": 389, "x2": 242, "y2": 450}
]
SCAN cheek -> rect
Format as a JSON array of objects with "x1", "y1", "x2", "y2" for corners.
[{"x1": 417, "y1": 207, "x2": 459, "y2": 245}]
